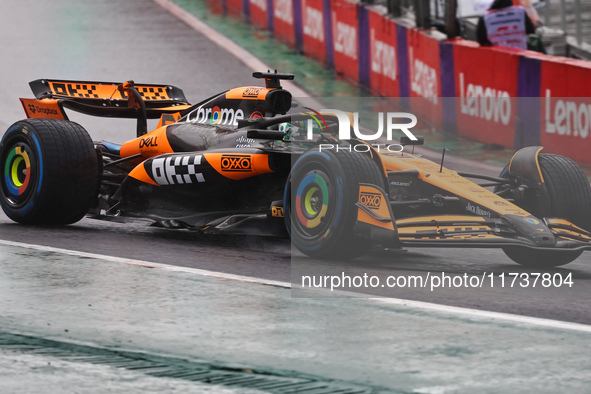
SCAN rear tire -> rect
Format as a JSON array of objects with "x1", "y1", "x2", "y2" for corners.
[
  {"x1": 0, "y1": 119, "x2": 98, "y2": 225},
  {"x1": 284, "y1": 149, "x2": 385, "y2": 259},
  {"x1": 501, "y1": 153, "x2": 591, "y2": 267}
]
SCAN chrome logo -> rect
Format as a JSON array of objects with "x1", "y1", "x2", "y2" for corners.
[
  {"x1": 4, "y1": 146, "x2": 31, "y2": 196},
  {"x1": 523, "y1": 217, "x2": 540, "y2": 225},
  {"x1": 210, "y1": 106, "x2": 221, "y2": 125}
]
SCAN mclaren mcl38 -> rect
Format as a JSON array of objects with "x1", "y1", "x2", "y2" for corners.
[{"x1": 2, "y1": 72, "x2": 591, "y2": 267}]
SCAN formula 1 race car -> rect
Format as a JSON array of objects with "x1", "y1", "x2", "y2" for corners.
[{"x1": 2, "y1": 72, "x2": 591, "y2": 267}]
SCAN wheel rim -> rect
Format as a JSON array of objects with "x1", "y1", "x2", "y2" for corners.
[
  {"x1": 2, "y1": 141, "x2": 36, "y2": 206},
  {"x1": 293, "y1": 170, "x2": 333, "y2": 236}
]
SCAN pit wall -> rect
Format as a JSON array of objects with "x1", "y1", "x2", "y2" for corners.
[{"x1": 205, "y1": 0, "x2": 591, "y2": 164}]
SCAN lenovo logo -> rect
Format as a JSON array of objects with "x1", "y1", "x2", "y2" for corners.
[
  {"x1": 370, "y1": 29, "x2": 396, "y2": 81},
  {"x1": 333, "y1": 15, "x2": 357, "y2": 60},
  {"x1": 459, "y1": 73, "x2": 511, "y2": 125},
  {"x1": 303, "y1": 3, "x2": 324, "y2": 42}
]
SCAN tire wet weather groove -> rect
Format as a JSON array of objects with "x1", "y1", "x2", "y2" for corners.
[{"x1": 0, "y1": 332, "x2": 383, "y2": 393}]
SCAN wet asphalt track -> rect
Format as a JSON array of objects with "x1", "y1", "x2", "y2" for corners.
[{"x1": 0, "y1": 0, "x2": 590, "y2": 325}]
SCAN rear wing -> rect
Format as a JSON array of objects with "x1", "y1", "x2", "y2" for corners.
[{"x1": 22, "y1": 79, "x2": 192, "y2": 120}]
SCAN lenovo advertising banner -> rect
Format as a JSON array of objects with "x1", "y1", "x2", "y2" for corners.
[
  {"x1": 407, "y1": 29, "x2": 443, "y2": 127},
  {"x1": 226, "y1": 0, "x2": 244, "y2": 17},
  {"x1": 454, "y1": 41, "x2": 519, "y2": 147},
  {"x1": 301, "y1": 0, "x2": 328, "y2": 63},
  {"x1": 206, "y1": 0, "x2": 225, "y2": 15},
  {"x1": 539, "y1": 58, "x2": 591, "y2": 164},
  {"x1": 330, "y1": 0, "x2": 359, "y2": 82},
  {"x1": 367, "y1": 9, "x2": 399, "y2": 97},
  {"x1": 250, "y1": 0, "x2": 271, "y2": 29},
  {"x1": 274, "y1": 0, "x2": 296, "y2": 47}
]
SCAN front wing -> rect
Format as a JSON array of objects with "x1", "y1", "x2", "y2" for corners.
[{"x1": 354, "y1": 184, "x2": 591, "y2": 252}]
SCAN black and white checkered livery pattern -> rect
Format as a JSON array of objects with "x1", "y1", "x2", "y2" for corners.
[{"x1": 151, "y1": 155, "x2": 205, "y2": 186}]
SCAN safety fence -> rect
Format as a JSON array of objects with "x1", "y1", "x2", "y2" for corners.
[{"x1": 205, "y1": 0, "x2": 591, "y2": 164}]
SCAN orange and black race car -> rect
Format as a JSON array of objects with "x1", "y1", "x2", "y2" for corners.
[{"x1": 2, "y1": 72, "x2": 591, "y2": 267}]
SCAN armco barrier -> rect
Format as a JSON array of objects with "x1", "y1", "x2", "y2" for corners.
[{"x1": 202, "y1": 0, "x2": 591, "y2": 164}]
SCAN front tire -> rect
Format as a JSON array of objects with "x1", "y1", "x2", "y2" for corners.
[
  {"x1": 0, "y1": 119, "x2": 98, "y2": 225},
  {"x1": 284, "y1": 149, "x2": 385, "y2": 259},
  {"x1": 503, "y1": 247, "x2": 582, "y2": 268},
  {"x1": 501, "y1": 153, "x2": 591, "y2": 267}
]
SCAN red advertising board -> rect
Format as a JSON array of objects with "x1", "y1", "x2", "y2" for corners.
[
  {"x1": 206, "y1": 0, "x2": 224, "y2": 15},
  {"x1": 368, "y1": 9, "x2": 399, "y2": 97},
  {"x1": 407, "y1": 29, "x2": 442, "y2": 127},
  {"x1": 273, "y1": 0, "x2": 296, "y2": 47},
  {"x1": 250, "y1": 0, "x2": 269, "y2": 29},
  {"x1": 539, "y1": 56, "x2": 591, "y2": 164},
  {"x1": 301, "y1": 0, "x2": 327, "y2": 63},
  {"x1": 454, "y1": 41, "x2": 520, "y2": 147},
  {"x1": 330, "y1": 0, "x2": 358, "y2": 82},
  {"x1": 226, "y1": 0, "x2": 243, "y2": 18}
]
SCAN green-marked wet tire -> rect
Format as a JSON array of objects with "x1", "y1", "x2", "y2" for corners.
[
  {"x1": 284, "y1": 149, "x2": 385, "y2": 259},
  {"x1": 0, "y1": 119, "x2": 98, "y2": 225}
]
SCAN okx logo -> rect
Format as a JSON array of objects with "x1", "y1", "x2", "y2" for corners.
[
  {"x1": 221, "y1": 154, "x2": 252, "y2": 172},
  {"x1": 306, "y1": 109, "x2": 418, "y2": 141}
]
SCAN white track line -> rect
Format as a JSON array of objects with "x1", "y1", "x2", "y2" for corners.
[
  {"x1": 152, "y1": 0, "x2": 311, "y2": 98},
  {"x1": 0, "y1": 239, "x2": 287, "y2": 288},
  {"x1": 3, "y1": 238, "x2": 591, "y2": 334}
]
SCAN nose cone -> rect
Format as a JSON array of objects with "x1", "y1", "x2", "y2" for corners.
[{"x1": 504, "y1": 215, "x2": 556, "y2": 247}]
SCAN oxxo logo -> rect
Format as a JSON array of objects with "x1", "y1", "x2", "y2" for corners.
[
  {"x1": 360, "y1": 192, "x2": 382, "y2": 210},
  {"x1": 221, "y1": 154, "x2": 252, "y2": 172}
]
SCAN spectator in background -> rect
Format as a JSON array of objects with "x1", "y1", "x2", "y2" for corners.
[
  {"x1": 477, "y1": 0, "x2": 535, "y2": 50},
  {"x1": 517, "y1": 0, "x2": 540, "y2": 26}
]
